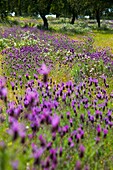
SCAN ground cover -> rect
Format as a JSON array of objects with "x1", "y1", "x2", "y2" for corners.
[{"x1": 0, "y1": 22, "x2": 113, "y2": 170}]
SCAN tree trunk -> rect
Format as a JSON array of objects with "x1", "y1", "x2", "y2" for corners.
[
  {"x1": 96, "y1": 9, "x2": 100, "y2": 28},
  {"x1": 40, "y1": 14, "x2": 48, "y2": 30},
  {"x1": 71, "y1": 12, "x2": 76, "y2": 24},
  {"x1": 18, "y1": 0, "x2": 22, "y2": 16},
  {"x1": 8, "y1": 0, "x2": 10, "y2": 12},
  {"x1": 56, "y1": 13, "x2": 60, "y2": 18}
]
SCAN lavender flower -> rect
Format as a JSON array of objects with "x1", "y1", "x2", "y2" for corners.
[
  {"x1": 96, "y1": 124, "x2": 101, "y2": 136},
  {"x1": 38, "y1": 63, "x2": 50, "y2": 83},
  {"x1": 79, "y1": 144, "x2": 85, "y2": 158},
  {"x1": 75, "y1": 160, "x2": 81, "y2": 170},
  {"x1": 51, "y1": 114, "x2": 60, "y2": 132}
]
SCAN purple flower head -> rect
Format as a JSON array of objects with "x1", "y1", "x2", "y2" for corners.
[
  {"x1": 96, "y1": 124, "x2": 101, "y2": 136},
  {"x1": 84, "y1": 165, "x2": 90, "y2": 170},
  {"x1": 33, "y1": 147, "x2": 44, "y2": 165},
  {"x1": 69, "y1": 118, "x2": 73, "y2": 127},
  {"x1": 42, "y1": 108, "x2": 52, "y2": 124},
  {"x1": 93, "y1": 78, "x2": 98, "y2": 86},
  {"x1": 103, "y1": 128, "x2": 108, "y2": 138},
  {"x1": 46, "y1": 142, "x2": 52, "y2": 150},
  {"x1": 25, "y1": 73, "x2": 29, "y2": 80},
  {"x1": 39, "y1": 135, "x2": 46, "y2": 147},
  {"x1": 68, "y1": 137, "x2": 72, "y2": 145},
  {"x1": 0, "y1": 87, "x2": 7, "y2": 102},
  {"x1": 18, "y1": 124, "x2": 26, "y2": 144},
  {"x1": 59, "y1": 147, "x2": 63, "y2": 157},
  {"x1": 63, "y1": 125, "x2": 69, "y2": 133},
  {"x1": 0, "y1": 76, "x2": 6, "y2": 88},
  {"x1": 44, "y1": 156, "x2": 51, "y2": 168},
  {"x1": 0, "y1": 141, "x2": 6, "y2": 150},
  {"x1": 50, "y1": 148, "x2": 57, "y2": 161},
  {"x1": 66, "y1": 112, "x2": 70, "y2": 119},
  {"x1": 80, "y1": 130, "x2": 84, "y2": 139},
  {"x1": 95, "y1": 110, "x2": 101, "y2": 119},
  {"x1": 52, "y1": 132, "x2": 56, "y2": 141},
  {"x1": 89, "y1": 115, "x2": 94, "y2": 124},
  {"x1": 7, "y1": 121, "x2": 19, "y2": 140},
  {"x1": 11, "y1": 82, "x2": 15, "y2": 90},
  {"x1": 109, "y1": 121, "x2": 113, "y2": 128},
  {"x1": 75, "y1": 160, "x2": 81, "y2": 170},
  {"x1": 24, "y1": 88, "x2": 39, "y2": 108},
  {"x1": 95, "y1": 137, "x2": 100, "y2": 144},
  {"x1": 79, "y1": 144, "x2": 85, "y2": 158},
  {"x1": 80, "y1": 114, "x2": 84, "y2": 123},
  {"x1": 38, "y1": 63, "x2": 50, "y2": 83},
  {"x1": 8, "y1": 121, "x2": 26, "y2": 142},
  {"x1": 34, "y1": 74, "x2": 38, "y2": 80},
  {"x1": 68, "y1": 137, "x2": 74, "y2": 147},
  {"x1": 11, "y1": 160, "x2": 19, "y2": 170},
  {"x1": 31, "y1": 121, "x2": 39, "y2": 132},
  {"x1": 51, "y1": 114, "x2": 60, "y2": 132},
  {"x1": 101, "y1": 75, "x2": 106, "y2": 83},
  {"x1": 76, "y1": 133, "x2": 81, "y2": 143}
]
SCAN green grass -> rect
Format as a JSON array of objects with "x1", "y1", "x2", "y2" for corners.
[
  {"x1": 68, "y1": 30, "x2": 113, "y2": 53},
  {"x1": 93, "y1": 30, "x2": 113, "y2": 52}
]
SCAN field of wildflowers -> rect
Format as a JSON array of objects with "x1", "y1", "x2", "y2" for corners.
[{"x1": 0, "y1": 24, "x2": 113, "y2": 170}]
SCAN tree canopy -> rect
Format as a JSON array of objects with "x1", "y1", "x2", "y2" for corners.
[{"x1": 0, "y1": 0, "x2": 113, "y2": 28}]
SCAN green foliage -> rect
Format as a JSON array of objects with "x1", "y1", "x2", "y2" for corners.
[
  {"x1": 59, "y1": 22, "x2": 91, "y2": 34},
  {"x1": 0, "y1": 0, "x2": 113, "y2": 28}
]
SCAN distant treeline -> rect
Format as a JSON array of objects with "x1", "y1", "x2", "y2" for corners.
[{"x1": 0, "y1": 0, "x2": 113, "y2": 28}]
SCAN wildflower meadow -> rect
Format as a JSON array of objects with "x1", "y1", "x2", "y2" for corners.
[{"x1": 0, "y1": 22, "x2": 113, "y2": 170}]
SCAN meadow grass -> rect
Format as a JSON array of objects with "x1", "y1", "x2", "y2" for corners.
[
  {"x1": 69, "y1": 31, "x2": 113, "y2": 53},
  {"x1": 93, "y1": 30, "x2": 113, "y2": 53}
]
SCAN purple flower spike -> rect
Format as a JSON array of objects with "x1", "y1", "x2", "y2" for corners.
[
  {"x1": 96, "y1": 124, "x2": 101, "y2": 136},
  {"x1": 0, "y1": 76, "x2": 6, "y2": 88},
  {"x1": 59, "y1": 147, "x2": 63, "y2": 157},
  {"x1": 84, "y1": 165, "x2": 90, "y2": 170},
  {"x1": 0, "y1": 87, "x2": 7, "y2": 102},
  {"x1": 75, "y1": 160, "x2": 81, "y2": 170},
  {"x1": 103, "y1": 128, "x2": 108, "y2": 138},
  {"x1": 95, "y1": 137, "x2": 100, "y2": 144},
  {"x1": 38, "y1": 63, "x2": 50, "y2": 83},
  {"x1": 79, "y1": 144, "x2": 85, "y2": 158},
  {"x1": 38, "y1": 63, "x2": 49, "y2": 75},
  {"x1": 33, "y1": 147, "x2": 44, "y2": 165},
  {"x1": 51, "y1": 114, "x2": 60, "y2": 132},
  {"x1": 11, "y1": 160, "x2": 19, "y2": 170},
  {"x1": 11, "y1": 82, "x2": 15, "y2": 90},
  {"x1": 39, "y1": 135, "x2": 46, "y2": 147},
  {"x1": 66, "y1": 112, "x2": 70, "y2": 119}
]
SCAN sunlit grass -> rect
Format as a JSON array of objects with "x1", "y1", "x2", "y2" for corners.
[
  {"x1": 93, "y1": 30, "x2": 113, "y2": 53},
  {"x1": 68, "y1": 30, "x2": 113, "y2": 53}
]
